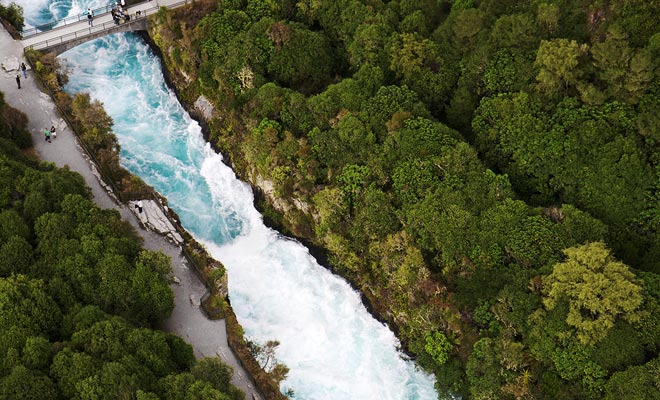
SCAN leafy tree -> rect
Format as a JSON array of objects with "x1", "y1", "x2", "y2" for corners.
[
  {"x1": 384, "y1": 117, "x2": 459, "y2": 162},
  {"x1": 528, "y1": 304, "x2": 606, "y2": 398},
  {"x1": 312, "y1": 187, "x2": 347, "y2": 237},
  {"x1": 465, "y1": 338, "x2": 506, "y2": 399},
  {"x1": 361, "y1": 85, "x2": 430, "y2": 140},
  {"x1": 489, "y1": 13, "x2": 538, "y2": 50},
  {"x1": 21, "y1": 336, "x2": 52, "y2": 371},
  {"x1": 604, "y1": 357, "x2": 660, "y2": 400},
  {"x1": 473, "y1": 91, "x2": 552, "y2": 198},
  {"x1": 351, "y1": 186, "x2": 399, "y2": 243},
  {"x1": 554, "y1": 205, "x2": 607, "y2": 247},
  {"x1": 0, "y1": 275, "x2": 62, "y2": 352},
  {"x1": 158, "y1": 372, "x2": 232, "y2": 400},
  {"x1": 336, "y1": 163, "x2": 370, "y2": 207},
  {"x1": 369, "y1": 230, "x2": 430, "y2": 291},
  {"x1": 74, "y1": 361, "x2": 147, "y2": 400},
  {"x1": 50, "y1": 349, "x2": 99, "y2": 398},
  {"x1": 399, "y1": 10, "x2": 431, "y2": 36},
  {"x1": 535, "y1": 38, "x2": 582, "y2": 96},
  {"x1": 191, "y1": 358, "x2": 238, "y2": 397},
  {"x1": 452, "y1": 8, "x2": 485, "y2": 49},
  {"x1": 623, "y1": 49, "x2": 654, "y2": 102},
  {"x1": 136, "y1": 391, "x2": 161, "y2": 400},
  {"x1": 635, "y1": 272, "x2": 660, "y2": 350},
  {"x1": 611, "y1": 0, "x2": 660, "y2": 46},
  {"x1": 392, "y1": 158, "x2": 441, "y2": 206},
  {"x1": 536, "y1": 2, "x2": 560, "y2": 35},
  {"x1": 405, "y1": 197, "x2": 476, "y2": 270},
  {"x1": 504, "y1": 214, "x2": 566, "y2": 268},
  {"x1": 71, "y1": 93, "x2": 115, "y2": 150},
  {"x1": 128, "y1": 251, "x2": 175, "y2": 325},
  {"x1": 397, "y1": 0, "x2": 446, "y2": 32},
  {"x1": 246, "y1": 0, "x2": 274, "y2": 21},
  {"x1": 543, "y1": 242, "x2": 643, "y2": 345},
  {"x1": 482, "y1": 49, "x2": 534, "y2": 94},
  {"x1": 0, "y1": 2, "x2": 24, "y2": 31},
  {"x1": 0, "y1": 209, "x2": 30, "y2": 242},
  {"x1": 97, "y1": 253, "x2": 133, "y2": 315},
  {"x1": 424, "y1": 332, "x2": 453, "y2": 366},
  {"x1": 591, "y1": 25, "x2": 654, "y2": 104},
  {"x1": 490, "y1": 279, "x2": 539, "y2": 337},
  {"x1": 389, "y1": 33, "x2": 457, "y2": 113},
  {"x1": 0, "y1": 365, "x2": 58, "y2": 400},
  {"x1": 335, "y1": 0, "x2": 374, "y2": 41},
  {"x1": 267, "y1": 24, "x2": 336, "y2": 94},
  {"x1": 0, "y1": 235, "x2": 33, "y2": 276},
  {"x1": 335, "y1": 113, "x2": 376, "y2": 164},
  {"x1": 589, "y1": 321, "x2": 645, "y2": 372},
  {"x1": 61, "y1": 305, "x2": 109, "y2": 338}
]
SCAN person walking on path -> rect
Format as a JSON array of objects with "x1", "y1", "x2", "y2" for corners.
[
  {"x1": 15, "y1": 74, "x2": 20, "y2": 89},
  {"x1": 44, "y1": 128, "x2": 51, "y2": 143},
  {"x1": 50, "y1": 125, "x2": 57, "y2": 140},
  {"x1": 87, "y1": 8, "x2": 93, "y2": 26},
  {"x1": 21, "y1": 62, "x2": 27, "y2": 79}
]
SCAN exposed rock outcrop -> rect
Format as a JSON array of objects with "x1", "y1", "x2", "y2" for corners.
[{"x1": 129, "y1": 199, "x2": 184, "y2": 244}]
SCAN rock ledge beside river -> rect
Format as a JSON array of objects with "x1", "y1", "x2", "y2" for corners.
[{"x1": 129, "y1": 199, "x2": 184, "y2": 245}]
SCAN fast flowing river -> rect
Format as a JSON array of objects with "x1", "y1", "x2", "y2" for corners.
[{"x1": 18, "y1": 1, "x2": 439, "y2": 398}]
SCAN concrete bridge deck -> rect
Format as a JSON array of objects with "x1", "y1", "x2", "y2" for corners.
[{"x1": 21, "y1": 0, "x2": 189, "y2": 54}]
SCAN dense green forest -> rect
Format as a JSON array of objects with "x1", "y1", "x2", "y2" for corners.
[
  {"x1": 151, "y1": 0, "x2": 660, "y2": 397},
  {"x1": 0, "y1": 91, "x2": 244, "y2": 400}
]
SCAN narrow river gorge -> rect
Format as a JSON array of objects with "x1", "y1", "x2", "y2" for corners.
[{"x1": 16, "y1": 1, "x2": 439, "y2": 399}]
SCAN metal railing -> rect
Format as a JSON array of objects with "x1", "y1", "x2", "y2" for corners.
[
  {"x1": 21, "y1": 0, "x2": 146, "y2": 37},
  {"x1": 26, "y1": 8, "x2": 154, "y2": 51},
  {"x1": 22, "y1": 4, "x2": 117, "y2": 37},
  {"x1": 23, "y1": 1, "x2": 191, "y2": 52}
]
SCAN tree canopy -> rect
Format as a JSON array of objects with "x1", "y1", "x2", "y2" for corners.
[{"x1": 142, "y1": 0, "x2": 660, "y2": 397}]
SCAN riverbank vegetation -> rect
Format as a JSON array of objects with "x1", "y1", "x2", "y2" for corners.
[
  {"x1": 150, "y1": 0, "x2": 660, "y2": 397},
  {"x1": 0, "y1": 91, "x2": 244, "y2": 400},
  {"x1": 0, "y1": 1, "x2": 23, "y2": 34}
]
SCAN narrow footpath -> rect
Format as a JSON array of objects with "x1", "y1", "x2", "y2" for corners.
[{"x1": 0, "y1": 24, "x2": 260, "y2": 399}]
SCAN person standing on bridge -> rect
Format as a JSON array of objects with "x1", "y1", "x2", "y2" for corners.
[
  {"x1": 111, "y1": 8, "x2": 120, "y2": 25},
  {"x1": 87, "y1": 8, "x2": 93, "y2": 26}
]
